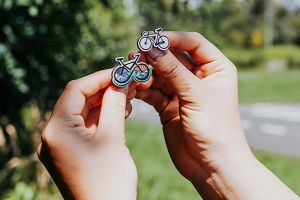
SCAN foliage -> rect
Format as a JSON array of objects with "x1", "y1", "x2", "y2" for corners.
[
  {"x1": 224, "y1": 48, "x2": 265, "y2": 69},
  {"x1": 238, "y1": 69, "x2": 300, "y2": 103},
  {"x1": 264, "y1": 45, "x2": 300, "y2": 69},
  {"x1": 0, "y1": 0, "x2": 138, "y2": 162},
  {"x1": 0, "y1": 0, "x2": 138, "y2": 196},
  {"x1": 223, "y1": 45, "x2": 300, "y2": 69}
]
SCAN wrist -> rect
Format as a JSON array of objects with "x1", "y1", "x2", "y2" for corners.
[
  {"x1": 52, "y1": 157, "x2": 138, "y2": 200},
  {"x1": 190, "y1": 132, "x2": 256, "y2": 199},
  {"x1": 58, "y1": 175, "x2": 137, "y2": 200}
]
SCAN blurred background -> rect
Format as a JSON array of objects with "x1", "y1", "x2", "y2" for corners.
[{"x1": 0, "y1": 0, "x2": 300, "y2": 199}]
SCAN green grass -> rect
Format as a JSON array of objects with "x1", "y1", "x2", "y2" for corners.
[
  {"x1": 125, "y1": 120, "x2": 199, "y2": 200},
  {"x1": 223, "y1": 45, "x2": 300, "y2": 69},
  {"x1": 238, "y1": 69, "x2": 300, "y2": 103},
  {"x1": 125, "y1": 120, "x2": 300, "y2": 199}
]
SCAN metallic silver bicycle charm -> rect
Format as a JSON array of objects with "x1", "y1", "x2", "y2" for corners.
[
  {"x1": 112, "y1": 53, "x2": 152, "y2": 87},
  {"x1": 137, "y1": 27, "x2": 170, "y2": 52}
]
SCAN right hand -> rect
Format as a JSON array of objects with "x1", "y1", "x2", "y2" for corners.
[{"x1": 135, "y1": 32, "x2": 253, "y2": 199}]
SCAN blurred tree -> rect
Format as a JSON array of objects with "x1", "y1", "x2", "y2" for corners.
[
  {"x1": 0, "y1": 0, "x2": 138, "y2": 194},
  {"x1": 290, "y1": 9, "x2": 300, "y2": 45}
]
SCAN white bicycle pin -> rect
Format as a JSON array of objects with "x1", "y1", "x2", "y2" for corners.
[{"x1": 137, "y1": 27, "x2": 170, "y2": 52}]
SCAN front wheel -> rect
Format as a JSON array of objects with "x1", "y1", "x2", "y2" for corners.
[
  {"x1": 157, "y1": 36, "x2": 170, "y2": 50},
  {"x1": 137, "y1": 37, "x2": 152, "y2": 52},
  {"x1": 112, "y1": 66, "x2": 133, "y2": 87}
]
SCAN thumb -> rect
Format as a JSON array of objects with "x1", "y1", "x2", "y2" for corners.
[
  {"x1": 97, "y1": 85, "x2": 128, "y2": 139},
  {"x1": 146, "y1": 48, "x2": 197, "y2": 98}
]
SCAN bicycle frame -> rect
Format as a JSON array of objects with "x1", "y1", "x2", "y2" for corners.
[
  {"x1": 142, "y1": 28, "x2": 163, "y2": 45},
  {"x1": 115, "y1": 53, "x2": 141, "y2": 70}
]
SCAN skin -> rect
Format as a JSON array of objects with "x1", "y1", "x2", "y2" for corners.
[
  {"x1": 38, "y1": 31, "x2": 299, "y2": 200},
  {"x1": 134, "y1": 31, "x2": 299, "y2": 200},
  {"x1": 38, "y1": 69, "x2": 137, "y2": 200}
]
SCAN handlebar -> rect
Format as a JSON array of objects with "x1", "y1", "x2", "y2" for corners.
[
  {"x1": 132, "y1": 53, "x2": 141, "y2": 61},
  {"x1": 115, "y1": 53, "x2": 141, "y2": 66}
]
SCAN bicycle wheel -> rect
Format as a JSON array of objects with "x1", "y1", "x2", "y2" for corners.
[
  {"x1": 133, "y1": 63, "x2": 152, "y2": 83},
  {"x1": 157, "y1": 36, "x2": 170, "y2": 50},
  {"x1": 137, "y1": 37, "x2": 152, "y2": 52},
  {"x1": 112, "y1": 66, "x2": 132, "y2": 87}
]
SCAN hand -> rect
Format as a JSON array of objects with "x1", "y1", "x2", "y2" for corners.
[
  {"x1": 38, "y1": 69, "x2": 137, "y2": 200},
  {"x1": 136, "y1": 30, "x2": 248, "y2": 183},
  {"x1": 134, "y1": 32, "x2": 295, "y2": 199}
]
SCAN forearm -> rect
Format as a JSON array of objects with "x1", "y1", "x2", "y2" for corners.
[
  {"x1": 191, "y1": 138, "x2": 299, "y2": 200},
  {"x1": 49, "y1": 156, "x2": 137, "y2": 200}
]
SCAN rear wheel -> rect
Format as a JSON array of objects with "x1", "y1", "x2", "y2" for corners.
[{"x1": 133, "y1": 63, "x2": 151, "y2": 82}]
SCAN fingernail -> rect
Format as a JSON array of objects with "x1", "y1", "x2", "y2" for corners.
[
  {"x1": 115, "y1": 85, "x2": 129, "y2": 94},
  {"x1": 147, "y1": 48, "x2": 166, "y2": 60}
]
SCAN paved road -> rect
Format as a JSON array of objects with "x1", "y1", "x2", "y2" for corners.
[{"x1": 130, "y1": 99, "x2": 300, "y2": 157}]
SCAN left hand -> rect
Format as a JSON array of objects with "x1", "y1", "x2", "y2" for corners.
[{"x1": 38, "y1": 69, "x2": 137, "y2": 200}]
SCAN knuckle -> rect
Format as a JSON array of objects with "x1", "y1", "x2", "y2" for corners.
[
  {"x1": 227, "y1": 60, "x2": 238, "y2": 75},
  {"x1": 65, "y1": 80, "x2": 78, "y2": 90},
  {"x1": 40, "y1": 126, "x2": 55, "y2": 148},
  {"x1": 163, "y1": 60, "x2": 181, "y2": 79},
  {"x1": 190, "y1": 31, "x2": 202, "y2": 39}
]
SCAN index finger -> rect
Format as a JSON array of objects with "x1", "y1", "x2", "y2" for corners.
[
  {"x1": 53, "y1": 68, "x2": 113, "y2": 116},
  {"x1": 164, "y1": 31, "x2": 225, "y2": 64}
]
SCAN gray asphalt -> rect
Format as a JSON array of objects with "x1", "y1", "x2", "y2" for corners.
[{"x1": 130, "y1": 99, "x2": 300, "y2": 157}]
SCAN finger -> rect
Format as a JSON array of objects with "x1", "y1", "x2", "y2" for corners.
[
  {"x1": 97, "y1": 85, "x2": 128, "y2": 138},
  {"x1": 146, "y1": 48, "x2": 198, "y2": 98},
  {"x1": 127, "y1": 88, "x2": 137, "y2": 101},
  {"x1": 37, "y1": 143, "x2": 42, "y2": 159},
  {"x1": 150, "y1": 73, "x2": 174, "y2": 96},
  {"x1": 135, "y1": 76, "x2": 154, "y2": 90},
  {"x1": 149, "y1": 50, "x2": 196, "y2": 95},
  {"x1": 125, "y1": 101, "x2": 132, "y2": 119},
  {"x1": 128, "y1": 51, "x2": 147, "y2": 63},
  {"x1": 85, "y1": 106, "x2": 101, "y2": 130},
  {"x1": 128, "y1": 81, "x2": 137, "y2": 91},
  {"x1": 55, "y1": 69, "x2": 112, "y2": 116},
  {"x1": 164, "y1": 31, "x2": 225, "y2": 64},
  {"x1": 81, "y1": 90, "x2": 105, "y2": 120},
  {"x1": 136, "y1": 89, "x2": 170, "y2": 113},
  {"x1": 170, "y1": 48, "x2": 197, "y2": 71},
  {"x1": 137, "y1": 49, "x2": 197, "y2": 94}
]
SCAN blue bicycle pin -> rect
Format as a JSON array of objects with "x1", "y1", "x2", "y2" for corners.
[
  {"x1": 137, "y1": 27, "x2": 170, "y2": 52},
  {"x1": 112, "y1": 53, "x2": 152, "y2": 87}
]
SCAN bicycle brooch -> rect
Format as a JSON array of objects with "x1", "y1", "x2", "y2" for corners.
[
  {"x1": 112, "y1": 53, "x2": 152, "y2": 87},
  {"x1": 112, "y1": 28, "x2": 169, "y2": 87},
  {"x1": 137, "y1": 27, "x2": 170, "y2": 52}
]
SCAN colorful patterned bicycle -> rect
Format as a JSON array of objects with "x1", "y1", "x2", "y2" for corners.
[{"x1": 112, "y1": 53, "x2": 152, "y2": 87}]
